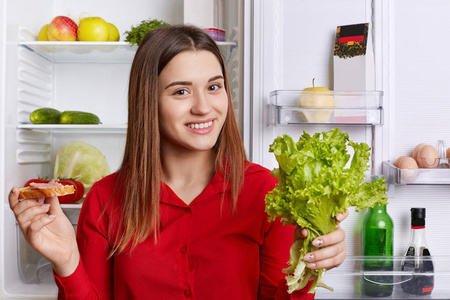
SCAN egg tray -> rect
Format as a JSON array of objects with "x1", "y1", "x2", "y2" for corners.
[{"x1": 383, "y1": 160, "x2": 450, "y2": 185}]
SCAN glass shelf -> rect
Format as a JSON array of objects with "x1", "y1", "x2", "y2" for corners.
[
  {"x1": 316, "y1": 255, "x2": 448, "y2": 299},
  {"x1": 383, "y1": 161, "x2": 450, "y2": 185},
  {"x1": 19, "y1": 40, "x2": 237, "y2": 63},
  {"x1": 17, "y1": 124, "x2": 127, "y2": 133},
  {"x1": 269, "y1": 90, "x2": 383, "y2": 126}
]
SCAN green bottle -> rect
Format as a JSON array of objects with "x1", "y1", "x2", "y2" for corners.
[{"x1": 361, "y1": 204, "x2": 394, "y2": 297}]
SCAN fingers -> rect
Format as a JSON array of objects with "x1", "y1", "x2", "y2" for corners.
[
  {"x1": 336, "y1": 210, "x2": 349, "y2": 222},
  {"x1": 304, "y1": 240, "x2": 346, "y2": 270},
  {"x1": 28, "y1": 214, "x2": 57, "y2": 235},
  {"x1": 303, "y1": 226, "x2": 347, "y2": 270},
  {"x1": 293, "y1": 227, "x2": 308, "y2": 241},
  {"x1": 8, "y1": 187, "x2": 20, "y2": 210},
  {"x1": 45, "y1": 195, "x2": 64, "y2": 216}
]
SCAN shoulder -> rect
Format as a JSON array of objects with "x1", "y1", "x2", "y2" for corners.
[
  {"x1": 241, "y1": 162, "x2": 278, "y2": 195},
  {"x1": 244, "y1": 162, "x2": 277, "y2": 182}
]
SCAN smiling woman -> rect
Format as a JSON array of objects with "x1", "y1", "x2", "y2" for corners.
[{"x1": 9, "y1": 25, "x2": 347, "y2": 300}]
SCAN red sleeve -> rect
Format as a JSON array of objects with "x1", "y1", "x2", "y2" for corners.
[
  {"x1": 258, "y1": 217, "x2": 315, "y2": 300},
  {"x1": 53, "y1": 182, "x2": 114, "y2": 299}
]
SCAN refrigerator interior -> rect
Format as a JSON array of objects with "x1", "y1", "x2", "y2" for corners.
[
  {"x1": 1, "y1": 0, "x2": 240, "y2": 298},
  {"x1": 249, "y1": 0, "x2": 450, "y2": 298}
]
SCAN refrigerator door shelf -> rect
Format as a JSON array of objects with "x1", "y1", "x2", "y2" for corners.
[
  {"x1": 383, "y1": 161, "x2": 450, "y2": 185},
  {"x1": 315, "y1": 255, "x2": 444, "y2": 299},
  {"x1": 269, "y1": 90, "x2": 383, "y2": 126}
]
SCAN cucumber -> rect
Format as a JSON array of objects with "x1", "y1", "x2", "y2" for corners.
[
  {"x1": 30, "y1": 108, "x2": 61, "y2": 124},
  {"x1": 59, "y1": 111, "x2": 101, "y2": 125}
]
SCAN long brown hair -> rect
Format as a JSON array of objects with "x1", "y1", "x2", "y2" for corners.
[{"x1": 112, "y1": 25, "x2": 247, "y2": 254}]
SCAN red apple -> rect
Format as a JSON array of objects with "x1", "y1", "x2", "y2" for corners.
[{"x1": 47, "y1": 16, "x2": 78, "y2": 41}]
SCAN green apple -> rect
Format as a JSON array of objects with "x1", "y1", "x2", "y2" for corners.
[
  {"x1": 297, "y1": 78, "x2": 334, "y2": 122},
  {"x1": 107, "y1": 23, "x2": 120, "y2": 41},
  {"x1": 77, "y1": 17, "x2": 110, "y2": 41},
  {"x1": 37, "y1": 24, "x2": 49, "y2": 41}
]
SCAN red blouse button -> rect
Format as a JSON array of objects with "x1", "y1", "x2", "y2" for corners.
[
  {"x1": 180, "y1": 246, "x2": 187, "y2": 254},
  {"x1": 184, "y1": 289, "x2": 191, "y2": 298},
  {"x1": 184, "y1": 207, "x2": 190, "y2": 213}
]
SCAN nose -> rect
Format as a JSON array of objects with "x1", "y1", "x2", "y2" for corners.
[{"x1": 191, "y1": 90, "x2": 212, "y2": 115}]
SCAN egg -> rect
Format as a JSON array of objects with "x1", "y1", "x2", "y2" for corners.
[
  {"x1": 398, "y1": 156, "x2": 418, "y2": 169},
  {"x1": 393, "y1": 156, "x2": 407, "y2": 167},
  {"x1": 417, "y1": 145, "x2": 439, "y2": 168},
  {"x1": 412, "y1": 143, "x2": 427, "y2": 161},
  {"x1": 397, "y1": 156, "x2": 419, "y2": 183}
]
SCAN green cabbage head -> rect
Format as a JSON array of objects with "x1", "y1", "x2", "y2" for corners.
[{"x1": 54, "y1": 141, "x2": 111, "y2": 192}]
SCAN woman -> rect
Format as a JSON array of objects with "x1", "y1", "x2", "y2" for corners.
[{"x1": 9, "y1": 25, "x2": 346, "y2": 299}]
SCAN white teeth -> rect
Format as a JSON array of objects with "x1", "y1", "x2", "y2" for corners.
[{"x1": 188, "y1": 121, "x2": 213, "y2": 129}]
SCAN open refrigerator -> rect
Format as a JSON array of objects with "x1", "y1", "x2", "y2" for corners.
[{"x1": 2, "y1": 0, "x2": 450, "y2": 299}]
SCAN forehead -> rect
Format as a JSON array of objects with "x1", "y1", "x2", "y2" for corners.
[{"x1": 160, "y1": 50, "x2": 222, "y2": 80}]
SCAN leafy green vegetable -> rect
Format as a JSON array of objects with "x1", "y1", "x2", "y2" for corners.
[
  {"x1": 124, "y1": 18, "x2": 170, "y2": 46},
  {"x1": 54, "y1": 141, "x2": 111, "y2": 194},
  {"x1": 264, "y1": 128, "x2": 388, "y2": 294}
]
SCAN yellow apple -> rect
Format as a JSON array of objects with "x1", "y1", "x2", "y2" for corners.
[
  {"x1": 77, "y1": 17, "x2": 110, "y2": 41},
  {"x1": 37, "y1": 24, "x2": 49, "y2": 41},
  {"x1": 297, "y1": 78, "x2": 334, "y2": 123},
  {"x1": 107, "y1": 23, "x2": 120, "y2": 41}
]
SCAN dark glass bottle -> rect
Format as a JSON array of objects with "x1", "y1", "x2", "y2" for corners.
[
  {"x1": 361, "y1": 204, "x2": 394, "y2": 297},
  {"x1": 401, "y1": 208, "x2": 434, "y2": 296}
]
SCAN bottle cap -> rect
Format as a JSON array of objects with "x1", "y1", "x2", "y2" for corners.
[
  {"x1": 411, "y1": 207, "x2": 426, "y2": 219},
  {"x1": 411, "y1": 207, "x2": 426, "y2": 227}
]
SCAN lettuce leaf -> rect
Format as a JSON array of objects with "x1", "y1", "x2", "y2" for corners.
[{"x1": 265, "y1": 128, "x2": 388, "y2": 294}]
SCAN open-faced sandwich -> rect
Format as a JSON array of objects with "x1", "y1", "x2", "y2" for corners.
[{"x1": 18, "y1": 181, "x2": 75, "y2": 199}]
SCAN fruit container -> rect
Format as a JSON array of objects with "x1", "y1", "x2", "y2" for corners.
[{"x1": 268, "y1": 90, "x2": 383, "y2": 126}]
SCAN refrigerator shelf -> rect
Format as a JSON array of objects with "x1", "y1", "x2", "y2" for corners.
[
  {"x1": 269, "y1": 90, "x2": 383, "y2": 126},
  {"x1": 18, "y1": 40, "x2": 237, "y2": 63},
  {"x1": 17, "y1": 124, "x2": 127, "y2": 133},
  {"x1": 383, "y1": 161, "x2": 450, "y2": 185}
]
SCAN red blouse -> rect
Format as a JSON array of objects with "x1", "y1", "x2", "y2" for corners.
[{"x1": 54, "y1": 163, "x2": 314, "y2": 299}]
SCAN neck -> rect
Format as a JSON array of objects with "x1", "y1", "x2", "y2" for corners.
[{"x1": 160, "y1": 144, "x2": 216, "y2": 204}]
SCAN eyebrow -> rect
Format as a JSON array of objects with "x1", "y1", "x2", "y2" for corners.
[{"x1": 164, "y1": 75, "x2": 224, "y2": 90}]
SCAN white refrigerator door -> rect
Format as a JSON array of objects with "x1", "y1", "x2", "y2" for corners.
[{"x1": 245, "y1": 0, "x2": 450, "y2": 298}]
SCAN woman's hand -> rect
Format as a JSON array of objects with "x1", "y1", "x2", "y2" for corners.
[
  {"x1": 9, "y1": 186, "x2": 80, "y2": 277},
  {"x1": 294, "y1": 211, "x2": 348, "y2": 271}
]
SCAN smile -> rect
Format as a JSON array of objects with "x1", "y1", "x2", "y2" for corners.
[{"x1": 187, "y1": 121, "x2": 213, "y2": 129}]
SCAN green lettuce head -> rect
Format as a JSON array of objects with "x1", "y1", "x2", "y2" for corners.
[{"x1": 265, "y1": 128, "x2": 388, "y2": 293}]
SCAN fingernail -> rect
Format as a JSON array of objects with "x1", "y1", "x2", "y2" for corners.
[
  {"x1": 336, "y1": 214, "x2": 343, "y2": 222},
  {"x1": 312, "y1": 239, "x2": 323, "y2": 247},
  {"x1": 48, "y1": 214, "x2": 56, "y2": 219},
  {"x1": 306, "y1": 263, "x2": 316, "y2": 269},
  {"x1": 304, "y1": 254, "x2": 314, "y2": 262},
  {"x1": 41, "y1": 204, "x2": 50, "y2": 210}
]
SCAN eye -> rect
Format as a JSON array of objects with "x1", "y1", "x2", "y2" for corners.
[
  {"x1": 173, "y1": 89, "x2": 189, "y2": 96},
  {"x1": 208, "y1": 83, "x2": 221, "y2": 91}
]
